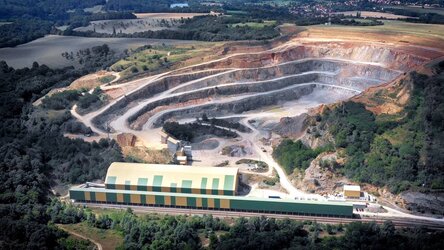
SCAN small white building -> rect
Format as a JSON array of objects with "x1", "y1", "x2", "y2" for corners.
[{"x1": 343, "y1": 185, "x2": 361, "y2": 198}]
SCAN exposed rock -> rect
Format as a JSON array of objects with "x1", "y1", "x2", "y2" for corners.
[
  {"x1": 400, "y1": 191, "x2": 444, "y2": 215},
  {"x1": 272, "y1": 114, "x2": 307, "y2": 139},
  {"x1": 221, "y1": 145, "x2": 251, "y2": 157},
  {"x1": 116, "y1": 133, "x2": 137, "y2": 147},
  {"x1": 294, "y1": 152, "x2": 352, "y2": 195}
]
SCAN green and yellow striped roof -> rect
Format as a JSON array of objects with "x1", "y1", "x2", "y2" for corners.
[{"x1": 105, "y1": 162, "x2": 239, "y2": 194}]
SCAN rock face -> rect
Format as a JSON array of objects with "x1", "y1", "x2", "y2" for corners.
[
  {"x1": 295, "y1": 152, "x2": 351, "y2": 195},
  {"x1": 91, "y1": 40, "x2": 436, "y2": 132},
  {"x1": 273, "y1": 115, "x2": 307, "y2": 139},
  {"x1": 116, "y1": 133, "x2": 137, "y2": 147},
  {"x1": 400, "y1": 191, "x2": 444, "y2": 215}
]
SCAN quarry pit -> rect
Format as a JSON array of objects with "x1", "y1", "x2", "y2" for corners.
[{"x1": 70, "y1": 38, "x2": 442, "y2": 196}]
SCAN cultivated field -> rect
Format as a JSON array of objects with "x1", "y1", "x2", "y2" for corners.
[
  {"x1": 304, "y1": 20, "x2": 444, "y2": 50},
  {"x1": 74, "y1": 12, "x2": 208, "y2": 34},
  {"x1": 0, "y1": 35, "x2": 199, "y2": 68},
  {"x1": 334, "y1": 11, "x2": 413, "y2": 19}
]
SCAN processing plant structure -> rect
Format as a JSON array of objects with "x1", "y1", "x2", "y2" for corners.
[{"x1": 69, "y1": 162, "x2": 353, "y2": 217}]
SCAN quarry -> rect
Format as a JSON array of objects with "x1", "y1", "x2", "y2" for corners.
[{"x1": 71, "y1": 35, "x2": 443, "y2": 204}]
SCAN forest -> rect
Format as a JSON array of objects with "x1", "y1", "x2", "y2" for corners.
[
  {"x1": 0, "y1": 0, "x2": 136, "y2": 48},
  {"x1": 0, "y1": 19, "x2": 54, "y2": 48},
  {"x1": 0, "y1": 58, "x2": 124, "y2": 248},
  {"x1": 273, "y1": 140, "x2": 332, "y2": 174},
  {"x1": 69, "y1": 15, "x2": 281, "y2": 42}
]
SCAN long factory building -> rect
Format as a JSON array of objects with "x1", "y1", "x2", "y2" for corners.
[{"x1": 69, "y1": 162, "x2": 353, "y2": 217}]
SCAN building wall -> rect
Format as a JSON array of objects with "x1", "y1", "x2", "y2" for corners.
[
  {"x1": 70, "y1": 189, "x2": 352, "y2": 217},
  {"x1": 344, "y1": 190, "x2": 360, "y2": 198}
]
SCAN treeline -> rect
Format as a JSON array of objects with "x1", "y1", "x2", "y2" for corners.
[
  {"x1": 47, "y1": 201, "x2": 444, "y2": 249},
  {"x1": 69, "y1": 15, "x2": 280, "y2": 41},
  {"x1": 0, "y1": 0, "x2": 105, "y2": 20},
  {"x1": 163, "y1": 121, "x2": 238, "y2": 142},
  {"x1": 385, "y1": 8, "x2": 444, "y2": 24},
  {"x1": 0, "y1": 0, "x2": 136, "y2": 48},
  {"x1": 0, "y1": 60, "x2": 123, "y2": 248},
  {"x1": 61, "y1": 44, "x2": 119, "y2": 69},
  {"x1": 299, "y1": 63, "x2": 444, "y2": 194},
  {"x1": 273, "y1": 140, "x2": 332, "y2": 174},
  {"x1": 295, "y1": 16, "x2": 383, "y2": 26},
  {"x1": 42, "y1": 87, "x2": 106, "y2": 114},
  {"x1": 227, "y1": 4, "x2": 293, "y2": 20},
  {"x1": 105, "y1": 0, "x2": 217, "y2": 13},
  {"x1": 0, "y1": 19, "x2": 53, "y2": 48},
  {"x1": 198, "y1": 114, "x2": 252, "y2": 133}
]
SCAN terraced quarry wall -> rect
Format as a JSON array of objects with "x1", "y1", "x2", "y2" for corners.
[{"x1": 90, "y1": 41, "x2": 437, "y2": 134}]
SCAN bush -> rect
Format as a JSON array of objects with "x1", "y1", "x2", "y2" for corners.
[{"x1": 273, "y1": 140, "x2": 331, "y2": 174}]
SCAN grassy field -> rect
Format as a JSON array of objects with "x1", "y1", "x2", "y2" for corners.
[
  {"x1": 229, "y1": 20, "x2": 276, "y2": 28},
  {"x1": 58, "y1": 222, "x2": 124, "y2": 250},
  {"x1": 306, "y1": 20, "x2": 444, "y2": 49},
  {"x1": 75, "y1": 13, "x2": 208, "y2": 35},
  {"x1": 110, "y1": 43, "x2": 218, "y2": 79}
]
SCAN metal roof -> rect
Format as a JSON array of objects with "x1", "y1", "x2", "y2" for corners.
[
  {"x1": 105, "y1": 162, "x2": 238, "y2": 192},
  {"x1": 343, "y1": 185, "x2": 361, "y2": 191}
]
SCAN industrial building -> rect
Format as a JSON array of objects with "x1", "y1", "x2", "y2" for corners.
[
  {"x1": 104, "y1": 162, "x2": 238, "y2": 195},
  {"x1": 159, "y1": 130, "x2": 192, "y2": 164},
  {"x1": 69, "y1": 162, "x2": 353, "y2": 217}
]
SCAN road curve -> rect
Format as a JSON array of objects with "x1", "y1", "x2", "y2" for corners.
[{"x1": 57, "y1": 224, "x2": 103, "y2": 250}]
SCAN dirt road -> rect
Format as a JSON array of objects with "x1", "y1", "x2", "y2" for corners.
[{"x1": 57, "y1": 224, "x2": 103, "y2": 250}]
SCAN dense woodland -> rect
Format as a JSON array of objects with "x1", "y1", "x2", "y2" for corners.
[
  {"x1": 70, "y1": 15, "x2": 281, "y2": 42},
  {"x1": 0, "y1": 57, "x2": 124, "y2": 248},
  {"x1": 274, "y1": 62, "x2": 444, "y2": 194},
  {"x1": 0, "y1": 20, "x2": 54, "y2": 48},
  {"x1": 0, "y1": 0, "x2": 135, "y2": 48}
]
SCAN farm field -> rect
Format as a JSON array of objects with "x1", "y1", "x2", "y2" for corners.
[
  {"x1": 0, "y1": 35, "x2": 198, "y2": 68},
  {"x1": 334, "y1": 11, "x2": 413, "y2": 19},
  {"x1": 305, "y1": 20, "x2": 444, "y2": 49},
  {"x1": 74, "y1": 12, "x2": 209, "y2": 35}
]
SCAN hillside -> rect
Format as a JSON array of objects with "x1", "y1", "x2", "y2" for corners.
[{"x1": 279, "y1": 60, "x2": 444, "y2": 214}]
